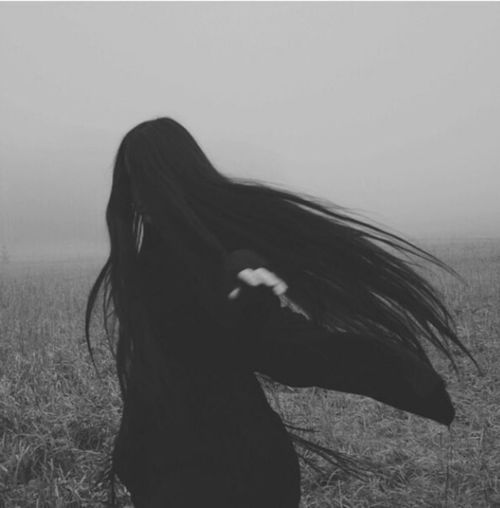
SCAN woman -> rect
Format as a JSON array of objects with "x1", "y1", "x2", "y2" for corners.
[{"x1": 85, "y1": 117, "x2": 474, "y2": 507}]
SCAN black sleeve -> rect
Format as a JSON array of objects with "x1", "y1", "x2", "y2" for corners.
[
  {"x1": 251, "y1": 290, "x2": 455, "y2": 426},
  {"x1": 219, "y1": 249, "x2": 455, "y2": 426}
]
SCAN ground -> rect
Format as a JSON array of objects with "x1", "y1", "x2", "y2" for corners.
[{"x1": 0, "y1": 239, "x2": 498, "y2": 507}]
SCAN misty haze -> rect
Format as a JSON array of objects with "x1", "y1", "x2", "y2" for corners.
[{"x1": 0, "y1": 3, "x2": 499, "y2": 263}]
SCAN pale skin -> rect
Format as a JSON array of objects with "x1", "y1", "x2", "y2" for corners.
[{"x1": 228, "y1": 267, "x2": 288, "y2": 300}]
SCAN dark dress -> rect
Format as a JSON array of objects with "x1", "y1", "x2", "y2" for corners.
[{"x1": 112, "y1": 240, "x2": 455, "y2": 508}]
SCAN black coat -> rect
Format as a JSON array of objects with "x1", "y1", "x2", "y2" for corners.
[{"x1": 112, "y1": 242, "x2": 454, "y2": 508}]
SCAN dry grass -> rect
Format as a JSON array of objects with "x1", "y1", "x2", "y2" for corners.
[{"x1": 0, "y1": 239, "x2": 499, "y2": 507}]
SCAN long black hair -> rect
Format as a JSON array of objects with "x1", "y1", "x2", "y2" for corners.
[{"x1": 85, "y1": 117, "x2": 474, "y2": 488}]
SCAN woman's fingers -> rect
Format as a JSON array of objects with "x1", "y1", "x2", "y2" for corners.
[
  {"x1": 235, "y1": 268, "x2": 288, "y2": 295},
  {"x1": 236, "y1": 268, "x2": 261, "y2": 286},
  {"x1": 254, "y1": 268, "x2": 288, "y2": 294},
  {"x1": 271, "y1": 282, "x2": 288, "y2": 296},
  {"x1": 253, "y1": 267, "x2": 281, "y2": 286},
  {"x1": 228, "y1": 287, "x2": 241, "y2": 300},
  {"x1": 227, "y1": 266, "x2": 288, "y2": 300}
]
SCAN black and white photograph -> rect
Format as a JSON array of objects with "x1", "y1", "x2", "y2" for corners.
[{"x1": 0, "y1": 2, "x2": 499, "y2": 507}]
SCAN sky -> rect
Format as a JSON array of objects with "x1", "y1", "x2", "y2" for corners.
[{"x1": 1, "y1": 2, "x2": 499, "y2": 261}]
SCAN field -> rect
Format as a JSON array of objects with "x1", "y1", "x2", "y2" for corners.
[{"x1": 0, "y1": 239, "x2": 499, "y2": 507}]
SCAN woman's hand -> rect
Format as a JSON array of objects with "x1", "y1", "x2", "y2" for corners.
[{"x1": 228, "y1": 267, "x2": 288, "y2": 300}]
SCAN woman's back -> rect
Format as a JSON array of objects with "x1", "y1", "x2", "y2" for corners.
[{"x1": 112, "y1": 237, "x2": 301, "y2": 507}]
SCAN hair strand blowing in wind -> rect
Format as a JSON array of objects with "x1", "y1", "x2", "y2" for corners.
[{"x1": 86, "y1": 117, "x2": 477, "y2": 395}]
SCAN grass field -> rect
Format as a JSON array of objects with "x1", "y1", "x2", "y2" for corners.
[{"x1": 0, "y1": 239, "x2": 499, "y2": 507}]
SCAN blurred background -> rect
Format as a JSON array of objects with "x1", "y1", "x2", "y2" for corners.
[{"x1": 1, "y1": 2, "x2": 499, "y2": 262}]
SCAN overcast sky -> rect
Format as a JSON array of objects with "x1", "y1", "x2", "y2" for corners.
[{"x1": 1, "y1": 2, "x2": 499, "y2": 261}]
